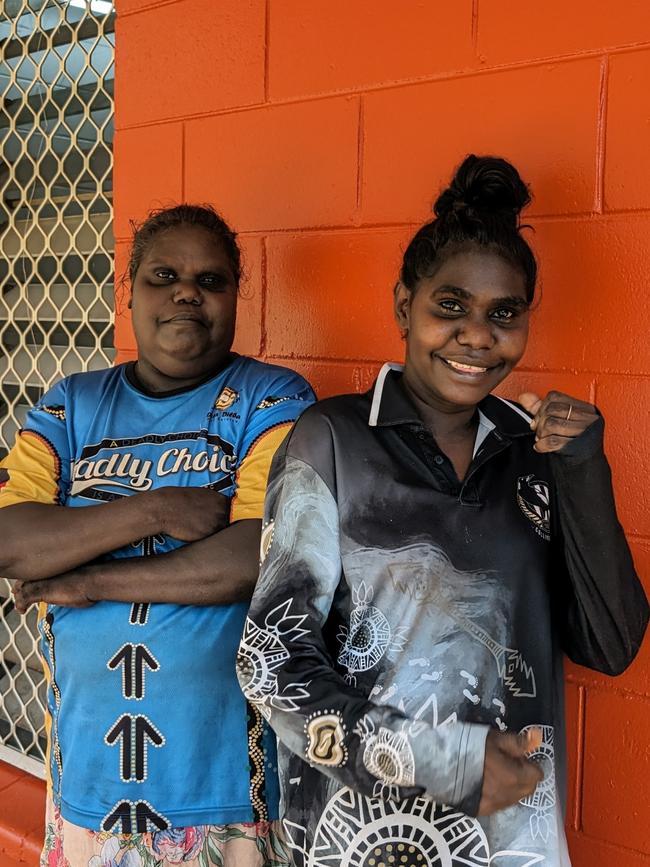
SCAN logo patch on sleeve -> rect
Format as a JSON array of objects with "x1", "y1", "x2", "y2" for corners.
[
  {"x1": 517, "y1": 475, "x2": 551, "y2": 541},
  {"x1": 214, "y1": 387, "x2": 239, "y2": 411}
]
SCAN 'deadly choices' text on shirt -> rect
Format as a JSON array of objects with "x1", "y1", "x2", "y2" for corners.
[{"x1": 0, "y1": 355, "x2": 315, "y2": 832}]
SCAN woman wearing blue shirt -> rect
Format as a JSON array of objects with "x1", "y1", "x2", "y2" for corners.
[{"x1": 2, "y1": 204, "x2": 314, "y2": 867}]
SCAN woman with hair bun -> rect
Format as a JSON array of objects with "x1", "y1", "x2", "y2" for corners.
[{"x1": 237, "y1": 156, "x2": 648, "y2": 865}]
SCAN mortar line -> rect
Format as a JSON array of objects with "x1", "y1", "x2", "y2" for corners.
[
  {"x1": 355, "y1": 96, "x2": 365, "y2": 216},
  {"x1": 594, "y1": 55, "x2": 610, "y2": 213}
]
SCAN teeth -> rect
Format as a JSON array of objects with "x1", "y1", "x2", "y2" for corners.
[{"x1": 445, "y1": 359, "x2": 488, "y2": 373}]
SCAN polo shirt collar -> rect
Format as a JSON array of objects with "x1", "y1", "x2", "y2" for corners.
[{"x1": 367, "y1": 362, "x2": 534, "y2": 439}]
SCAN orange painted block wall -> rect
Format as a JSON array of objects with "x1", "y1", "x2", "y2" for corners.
[
  {"x1": 113, "y1": 2, "x2": 650, "y2": 865},
  {"x1": 4, "y1": 2, "x2": 649, "y2": 865},
  {"x1": 115, "y1": 0, "x2": 650, "y2": 867}
]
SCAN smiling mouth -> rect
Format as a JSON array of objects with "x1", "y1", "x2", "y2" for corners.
[{"x1": 438, "y1": 357, "x2": 496, "y2": 376}]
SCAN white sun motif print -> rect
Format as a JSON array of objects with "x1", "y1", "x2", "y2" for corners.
[
  {"x1": 296, "y1": 791, "x2": 491, "y2": 867},
  {"x1": 284, "y1": 791, "x2": 546, "y2": 867},
  {"x1": 237, "y1": 599, "x2": 311, "y2": 718},
  {"x1": 519, "y1": 724, "x2": 556, "y2": 843},
  {"x1": 338, "y1": 581, "x2": 407, "y2": 683},
  {"x1": 283, "y1": 689, "x2": 546, "y2": 867},
  {"x1": 355, "y1": 716, "x2": 415, "y2": 798}
]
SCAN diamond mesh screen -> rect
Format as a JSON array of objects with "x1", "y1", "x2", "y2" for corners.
[{"x1": 0, "y1": 0, "x2": 115, "y2": 772}]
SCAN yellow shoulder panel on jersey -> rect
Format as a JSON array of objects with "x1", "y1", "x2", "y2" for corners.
[
  {"x1": 0, "y1": 430, "x2": 61, "y2": 508},
  {"x1": 230, "y1": 423, "x2": 292, "y2": 522}
]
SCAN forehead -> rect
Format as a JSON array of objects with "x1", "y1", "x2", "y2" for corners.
[
  {"x1": 140, "y1": 224, "x2": 229, "y2": 267},
  {"x1": 420, "y1": 249, "x2": 527, "y2": 300}
]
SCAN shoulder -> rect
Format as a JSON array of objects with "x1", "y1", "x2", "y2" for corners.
[
  {"x1": 226, "y1": 358, "x2": 315, "y2": 431},
  {"x1": 304, "y1": 392, "x2": 370, "y2": 423},
  {"x1": 57, "y1": 365, "x2": 123, "y2": 397},
  {"x1": 266, "y1": 392, "x2": 370, "y2": 497},
  {"x1": 229, "y1": 356, "x2": 314, "y2": 398},
  {"x1": 30, "y1": 366, "x2": 121, "y2": 421},
  {"x1": 284, "y1": 392, "x2": 371, "y2": 456}
]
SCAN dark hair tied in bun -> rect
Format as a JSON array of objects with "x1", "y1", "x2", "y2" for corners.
[
  {"x1": 401, "y1": 154, "x2": 537, "y2": 301},
  {"x1": 434, "y1": 155, "x2": 530, "y2": 225}
]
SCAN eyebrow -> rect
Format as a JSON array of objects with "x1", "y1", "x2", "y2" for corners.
[{"x1": 433, "y1": 285, "x2": 529, "y2": 309}]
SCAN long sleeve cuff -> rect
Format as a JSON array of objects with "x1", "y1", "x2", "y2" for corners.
[
  {"x1": 551, "y1": 414, "x2": 604, "y2": 466},
  {"x1": 404, "y1": 713, "x2": 489, "y2": 816}
]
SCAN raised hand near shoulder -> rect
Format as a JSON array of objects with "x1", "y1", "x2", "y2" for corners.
[{"x1": 518, "y1": 391, "x2": 599, "y2": 454}]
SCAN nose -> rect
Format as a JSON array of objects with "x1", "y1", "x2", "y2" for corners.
[
  {"x1": 456, "y1": 315, "x2": 495, "y2": 350},
  {"x1": 172, "y1": 278, "x2": 202, "y2": 305}
]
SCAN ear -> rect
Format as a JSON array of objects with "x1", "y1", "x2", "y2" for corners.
[{"x1": 393, "y1": 281, "x2": 412, "y2": 336}]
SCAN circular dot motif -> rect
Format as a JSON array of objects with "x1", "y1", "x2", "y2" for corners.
[
  {"x1": 361, "y1": 842, "x2": 428, "y2": 867},
  {"x1": 338, "y1": 606, "x2": 391, "y2": 674}
]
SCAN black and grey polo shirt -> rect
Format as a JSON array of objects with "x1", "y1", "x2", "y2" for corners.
[{"x1": 238, "y1": 363, "x2": 647, "y2": 867}]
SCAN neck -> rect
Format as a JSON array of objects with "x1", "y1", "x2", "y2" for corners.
[
  {"x1": 401, "y1": 373, "x2": 478, "y2": 442},
  {"x1": 133, "y1": 356, "x2": 229, "y2": 395}
]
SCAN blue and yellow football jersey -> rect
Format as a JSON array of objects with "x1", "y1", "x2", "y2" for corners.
[{"x1": 0, "y1": 355, "x2": 314, "y2": 832}]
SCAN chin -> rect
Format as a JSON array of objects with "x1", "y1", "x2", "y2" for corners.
[
  {"x1": 159, "y1": 335, "x2": 210, "y2": 357},
  {"x1": 162, "y1": 339, "x2": 227, "y2": 363},
  {"x1": 446, "y1": 389, "x2": 491, "y2": 408},
  {"x1": 427, "y1": 377, "x2": 496, "y2": 408},
  {"x1": 145, "y1": 351, "x2": 207, "y2": 379}
]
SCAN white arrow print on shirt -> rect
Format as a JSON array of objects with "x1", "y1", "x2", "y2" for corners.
[
  {"x1": 108, "y1": 644, "x2": 160, "y2": 700},
  {"x1": 129, "y1": 603, "x2": 150, "y2": 626},
  {"x1": 104, "y1": 714, "x2": 165, "y2": 782},
  {"x1": 102, "y1": 800, "x2": 169, "y2": 834}
]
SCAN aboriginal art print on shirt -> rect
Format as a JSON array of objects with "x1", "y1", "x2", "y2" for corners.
[
  {"x1": 344, "y1": 543, "x2": 537, "y2": 700},
  {"x1": 237, "y1": 374, "x2": 602, "y2": 867},
  {"x1": 337, "y1": 581, "x2": 408, "y2": 685},
  {"x1": 238, "y1": 599, "x2": 312, "y2": 721},
  {"x1": 283, "y1": 791, "x2": 548, "y2": 867},
  {"x1": 283, "y1": 686, "x2": 556, "y2": 867},
  {"x1": 283, "y1": 685, "x2": 554, "y2": 866}
]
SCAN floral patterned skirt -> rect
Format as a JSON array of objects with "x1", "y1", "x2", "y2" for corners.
[{"x1": 42, "y1": 798, "x2": 290, "y2": 867}]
